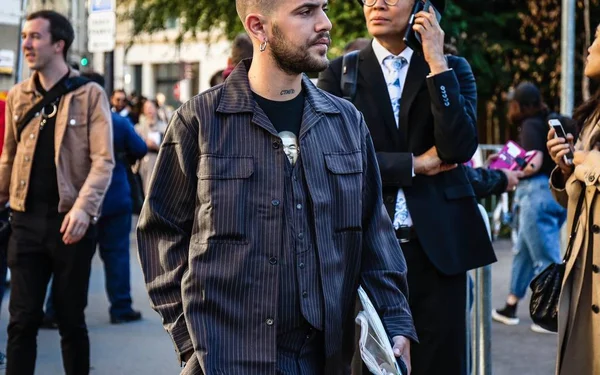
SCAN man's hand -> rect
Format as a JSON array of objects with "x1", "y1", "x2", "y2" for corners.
[
  {"x1": 413, "y1": 7, "x2": 447, "y2": 75},
  {"x1": 392, "y1": 335, "x2": 411, "y2": 375},
  {"x1": 414, "y1": 146, "x2": 457, "y2": 176},
  {"x1": 501, "y1": 169, "x2": 524, "y2": 192},
  {"x1": 60, "y1": 208, "x2": 90, "y2": 245},
  {"x1": 547, "y1": 128, "x2": 575, "y2": 178}
]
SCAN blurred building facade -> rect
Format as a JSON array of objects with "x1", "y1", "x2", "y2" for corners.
[{"x1": 92, "y1": 17, "x2": 230, "y2": 106}]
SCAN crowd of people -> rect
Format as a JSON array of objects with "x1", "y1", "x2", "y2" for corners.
[{"x1": 0, "y1": 0, "x2": 599, "y2": 374}]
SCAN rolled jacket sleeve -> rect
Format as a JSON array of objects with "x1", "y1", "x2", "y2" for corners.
[{"x1": 358, "y1": 114, "x2": 418, "y2": 343}]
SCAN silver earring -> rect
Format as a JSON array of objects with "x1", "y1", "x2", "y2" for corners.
[{"x1": 260, "y1": 40, "x2": 267, "y2": 52}]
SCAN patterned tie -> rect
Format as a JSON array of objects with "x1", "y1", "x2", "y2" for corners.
[
  {"x1": 383, "y1": 55, "x2": 413, "y2": 229},
  {"x1": 383, "y1": 55, "x2": 408, "y2": 127}
]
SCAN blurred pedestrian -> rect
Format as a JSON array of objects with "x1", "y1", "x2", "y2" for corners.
[
  {"x1": 155, "y1": 92, "x2": 173, "y2": 124},
  {"x1": 111, "y1": 89, "x2": 136, "y2": 125},
  {"x1": 135, "y1": 99, "x2": 167, "y2": 195},
  {"x1": 44, "y1": 72, "x2": 147, "y2": 326},
  {"x1": 547, "y1": 25, "x2": 600, "y2": 374},
  {"x1": 222, "y1": 32, "x2": 253, "y2": 80},
  {"x1": 137, "y1": 0, "x2": 417, "y2": 373},
  {"x1": 492, "y1": 82, "x2": 567, "y2": 333},
  {"x1": 343, "y1": 37, "x2": 370, "y2": 54},
  {"x1": 0, "y1": 10, "x2": 113, "y2": 375}
]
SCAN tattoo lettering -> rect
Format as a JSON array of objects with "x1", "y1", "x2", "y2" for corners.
[{"x1": 280, "y1": 89, "x2": 295, "y2": 96}]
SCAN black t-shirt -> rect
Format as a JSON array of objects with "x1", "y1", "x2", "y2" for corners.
[
  {"x1": 252, "y1": 90, "x2": 305, "y2": 137},
  {"x1": 27, "y1": 72, "x2": 70, "y2": 213},
  {"x1": 519, "y1": 113, "x2": 555, "y2": 177}
]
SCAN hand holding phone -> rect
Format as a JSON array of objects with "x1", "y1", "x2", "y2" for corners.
[
  {"x1": 403, "y1": 0, "x2": 442, "y2": 53},
  {"x1": 548, "y1": 119, "x2": 574, "y2": 165}
]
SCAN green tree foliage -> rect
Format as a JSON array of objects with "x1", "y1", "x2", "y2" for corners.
[{"x1": 123, "y1": 0, "x2": 598, "y2": 143}]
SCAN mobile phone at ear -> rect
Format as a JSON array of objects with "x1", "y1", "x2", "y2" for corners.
[
  {"x1": 403, "y1": 0, "x2": 442, "y2": 53},
  {"x1": 548, "y1": 119, "x2": 574, "y2": 164}
]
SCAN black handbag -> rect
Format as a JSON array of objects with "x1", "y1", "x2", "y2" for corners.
[{"x1": 529, "y1": 191, "x2": 585, "y2": 332}]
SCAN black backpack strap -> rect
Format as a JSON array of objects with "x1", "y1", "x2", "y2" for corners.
[
  {"x1": 16, "y1": 76, "x2": 91, "y2": 142},
  {"x1": 340, "y1": 50, "x2": 360, "y2": 102}
]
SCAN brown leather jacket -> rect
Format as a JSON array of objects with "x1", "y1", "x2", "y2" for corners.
[{"x1": 0, "y1": 69, "x2": 114, "y2": 219}]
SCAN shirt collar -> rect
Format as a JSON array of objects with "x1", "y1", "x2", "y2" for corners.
[{"x1": 372, "y1": 38, "x2": 413, "y2": 66}]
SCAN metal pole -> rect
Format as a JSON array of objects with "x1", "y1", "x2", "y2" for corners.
[
  {"x1": 104, "y1": 51, "x2": 114, "y2": 95},
  {"x1": 561, "y1": 0, "x2": 576, "y2": 116},
  {"x1": 14, "y1": 0, "x2": 29, "y2": 84},
  {"x1": 474, "y1": 266, "x2": 492, "y2": 375}
]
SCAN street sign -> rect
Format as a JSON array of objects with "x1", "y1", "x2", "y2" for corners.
[
  {"x1": 0, "y1": 50, "x2": 15, "y2": 75},
  {"x1": 89, "y1": 0, "x2": 115, "y2": 13},
  {"x1": 87, "y1": 11, "x2": 116, "y2": 53}
]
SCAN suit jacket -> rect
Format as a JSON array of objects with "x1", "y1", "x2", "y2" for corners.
[
  {"x1": 318, "y1": 44, "x2": 496, "y2": 275},
  {"x1": 136, "y1": 61, "x2": 417, "y2": 374}
]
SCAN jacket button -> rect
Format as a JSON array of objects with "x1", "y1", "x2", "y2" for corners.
[
  {"x1": 29, "y1": 134, "x2": 35, "y2": 139},
  {"x1": 298, "y1": 232, "x2": 304, "y2": 239},
  {"x1": 20, "y1": 180, "x2": 25, "y2": 186},
  {"x1": 593, "y1": 225, "x2": 600, "y2": 234},
  {"x1": 592, "y1": 264, "x2": 600, "y2": 273},
  {"x1": 593, "y1": 305, "x2": 600, "y2": 314},
  {"x1": 302, "y1": 291, "x2": 308, "y2": 298},
  {"x1": 24, "y1": 156, "x2": 30, "y2": 162},
  {"x1": 269, "y1": 257, "x2": 278, "y2": 265},
  {"x1": 265, "y1": 318, "x2": 274, "y2": 326},
  {"x1": 589, "y1": 174, "x2": 596, "y2": 182},
  {"x1": 271, "y1": 199, "x2": 280, "y2": 207},
  {"x1": 298, "y1": 262, "x2": 305, "y2": 269},
  {"x1": 272, "y1": 142, "x2": 280, "y2": 149}
]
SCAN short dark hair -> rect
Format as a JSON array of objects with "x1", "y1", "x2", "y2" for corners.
[
  {"x1": 231, "y1": 33, "x2": 253, "y2": 65},
  {"x1": 26, "y1": 10, "x2": 74, "y2": 60},
  {"x1": 81, "y1": 72, "x2": 106, "y2": 88},
  {"x1": 111, "y1": 89, "x2": 127, "y2": 97}
]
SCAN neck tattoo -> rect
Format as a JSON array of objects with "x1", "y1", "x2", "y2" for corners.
[{"x1": 280, "y1": 89, "x2": 295, "y2": 96}]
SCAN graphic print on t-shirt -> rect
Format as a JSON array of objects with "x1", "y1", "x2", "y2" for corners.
[{"x1": 279, "y1": 131, "x2": 299, "y2": 166}]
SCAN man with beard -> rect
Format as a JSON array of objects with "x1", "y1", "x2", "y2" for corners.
[
  {"x1": 136, "y1": 0, "x2": 417, "y2": 374},
  {"x1": 318, "y1": 0, "x2": 496, "y2": 374}
]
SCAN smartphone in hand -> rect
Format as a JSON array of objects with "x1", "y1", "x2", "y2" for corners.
[
  {"x1": 548, "y1": 119, "x2": 574, "y2": 164},
  {"x1": 403, "y1": 0, "x2": 442, "y2": 53}
]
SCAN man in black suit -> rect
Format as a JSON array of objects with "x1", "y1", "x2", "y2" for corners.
[{"x1": 318, "y1": 0, "x2": 496, "y2": 374}]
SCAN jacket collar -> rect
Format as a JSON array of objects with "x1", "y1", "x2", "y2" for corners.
[
  {"x1": 216, "y1": 59, "x2": 340, "y2": 116},
  {"x1": 22, "y1": 68, "x2": 80, "y2": 95}
]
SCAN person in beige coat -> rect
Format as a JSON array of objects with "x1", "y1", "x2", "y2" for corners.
[
  {"x1": 547, "y1": 26, "x2": 600, "y2": 375},
  {"x1": 135, "y1": 99, "x2": 167, "y2": 195}
]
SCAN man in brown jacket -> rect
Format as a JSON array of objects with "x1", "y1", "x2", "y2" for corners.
[{"x1": 0, "y1": 11, "x2": 113, "y2": 375}]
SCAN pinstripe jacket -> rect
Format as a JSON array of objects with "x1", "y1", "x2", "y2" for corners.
[{"x1": 137, "y1": 61, "x2": 416, "y2": 374}]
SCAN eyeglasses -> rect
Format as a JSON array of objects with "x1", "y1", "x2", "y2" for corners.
[{"x1": 362, "y1": 0, "x2": 400, "y2": 6}]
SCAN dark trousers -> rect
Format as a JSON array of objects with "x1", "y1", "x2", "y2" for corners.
[
  {"x1": 6, "y1": 211, "x2": 96, "y2": 375},
  {"x1": 276, "y1": 324, "x2": 325, "y2": 375},
  {"x1": 47, "y1": 213, "x2": 133, "y2": 317},
  {"x1": 402, "y1": 238, "x2": 468, "y2": 375}
]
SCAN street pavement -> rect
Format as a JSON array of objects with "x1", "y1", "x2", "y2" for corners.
[{"x1": 0, "y1": 234, "x2": 556, "y2": 374}]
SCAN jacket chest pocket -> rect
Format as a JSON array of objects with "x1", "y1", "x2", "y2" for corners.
[
  {"x1": 324, "y1": 150, "x2": 363, "y2": 232},
  {"x1": 197, "y1": 155, "x2": 254, "y2": 244}
]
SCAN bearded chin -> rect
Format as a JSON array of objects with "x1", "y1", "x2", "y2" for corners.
[{"x1": 270, "y1": 25, "x2": 329, "y2": 75}]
